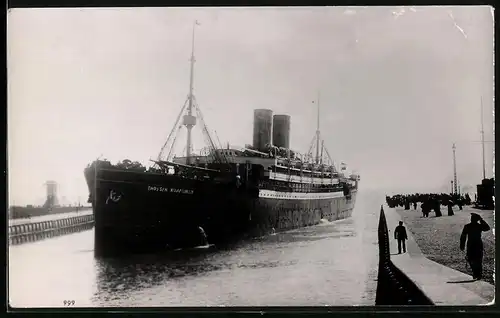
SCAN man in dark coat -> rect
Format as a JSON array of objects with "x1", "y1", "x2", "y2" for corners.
[
  {"x1": 465, "y1": 193, "x2": 471, "y2": 205},
  {"x1": 394, "y1": 221, "x2": 408, "y2": 254},
  {"x1": 460, "y1": 213, "x2": 491, "y2": 280},
  {"x1": 433, "y1": 198, "x2": 442, "y2": 217},
  {"x1": 447, "y1": 200, "x2": 454, "y2": 216},
  {"x1": 404, "y1": 198, "x2": 411, "y2": 210},
  {"x1": 421, "y1": 201, "x2": 430, "y2": 217}
]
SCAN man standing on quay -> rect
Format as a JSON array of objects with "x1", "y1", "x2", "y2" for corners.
[
  {"x1": 460, "y1": 212, "x2": 491, "y2": 280},
  {"x1": 394, "y1": 221, "x2": 408, "y2": 254}
]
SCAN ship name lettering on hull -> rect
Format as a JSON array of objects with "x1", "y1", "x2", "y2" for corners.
[{"x1": 147, "y1": 186, "x2": 194, "y2": 195}]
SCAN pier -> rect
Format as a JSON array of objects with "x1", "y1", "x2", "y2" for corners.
[
  {"x1": 8, "y1": 211, "x2": 94, "y2": 245},
  {"x1": 375, "y1": 206, "x2": 433, "y2": 305},
  {"x1": 376, "y1": 205, "x2": 494, "y2": 305}
]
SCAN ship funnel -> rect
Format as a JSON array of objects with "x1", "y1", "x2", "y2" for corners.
[
  {"x1": 272, "y1": 114, "x2": 291, "y2": 149},
  {"x1": 252, "y1": 109, "x2": 273, "y2": 151}
]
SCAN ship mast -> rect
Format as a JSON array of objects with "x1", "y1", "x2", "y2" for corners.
[
  {"x1": 315, "y1": 91, "x2": 321, "y2": 164},
  {"x1": 155, "y1": 21, "x2": 228, "y2": 166},
  {"x1": 184, "y1": 20, "x2": 200, "y2": 165},
  {"x1": 306, "y1": 91, "x2": 336, "y2": 168},
  {"x1": 480, "y1": 97, "x2": 486, "y2": 180}
]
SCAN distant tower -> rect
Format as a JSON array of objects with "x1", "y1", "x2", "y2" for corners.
[
  {"x1": 452, "y1": 143, "x2": 458, "y2": 195},
  {"x1": 43, "y1": 180, "x2": 59, "y2": 208},
  {"x1": 480, "y1": 97, "x2": 487, "y2": 180}
]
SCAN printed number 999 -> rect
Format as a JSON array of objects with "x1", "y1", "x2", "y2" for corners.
[{"x1": 63, "y1": 300, "x2": 75, "y2": 306}]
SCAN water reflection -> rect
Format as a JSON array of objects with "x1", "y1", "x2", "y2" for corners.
[{"x1": 91, "y1": 217, "x2": 367, "y2": 306}]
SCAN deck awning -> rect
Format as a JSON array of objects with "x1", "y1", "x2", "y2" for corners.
[{"x1": 150, "y1": 160, "x2": 220, "y2": 173}]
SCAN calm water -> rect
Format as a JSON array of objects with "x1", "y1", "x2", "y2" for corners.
[{"x1": 9, "y1": 193, "x2": 380, "y2": 308}]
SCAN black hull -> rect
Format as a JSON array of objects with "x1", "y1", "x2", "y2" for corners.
[{"x1": 85, "y1": 167, "x2": 357, "y2": 257}]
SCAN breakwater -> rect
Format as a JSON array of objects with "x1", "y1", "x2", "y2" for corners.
[
  {"x1": 9, "y1": 206, "x2": 92, "y2": 219},
  {"x1": 375, "y1": 206, "x2": 434, "y2": 305},
  {"x1": 9, "y1": 214, "x2": 94, "y2": 245}
]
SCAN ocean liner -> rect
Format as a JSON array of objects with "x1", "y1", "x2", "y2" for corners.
[{"x1": 84, "y1": 22, "x2": 360, "y2": 257}]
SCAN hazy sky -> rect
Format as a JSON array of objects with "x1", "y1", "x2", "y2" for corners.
[{"x1": 8, "y1": 6, "x2": 494, "y2": 205}]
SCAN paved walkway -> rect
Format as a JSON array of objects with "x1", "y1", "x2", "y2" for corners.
[
  {"x1": 9, "y1": 209, "x2": 93, "y2": 226},
  {"x1": 395, "y1": 206, "x2": 495, "y2": 285},
  {"x1": 384, "y1": 205, "x2": 494, "y2": 306}
]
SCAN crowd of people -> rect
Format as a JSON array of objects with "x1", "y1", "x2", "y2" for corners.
[{"x1": 385, "y1": 193, "x2": 472, "y2": 217}]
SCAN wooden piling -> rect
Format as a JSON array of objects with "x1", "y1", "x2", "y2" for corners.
[{"x1": 8, "y1": 214, "x2": 94, "y2": 246}]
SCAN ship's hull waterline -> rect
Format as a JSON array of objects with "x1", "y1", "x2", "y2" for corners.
[{"x1": 86, "y1": 167, "x2": 357, "y2": 257}]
